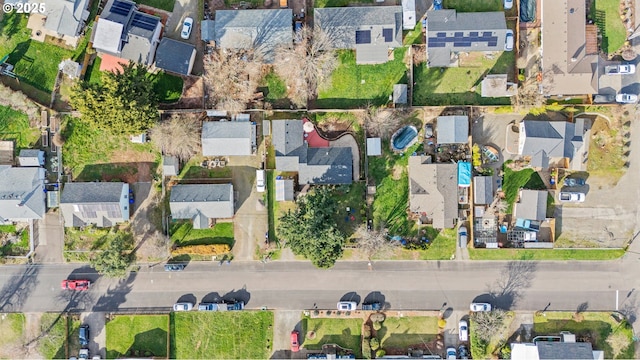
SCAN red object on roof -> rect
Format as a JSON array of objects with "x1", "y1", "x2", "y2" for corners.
[
  {"x1": 302, "y1": 118, "x2": 329, "y2": 148},
  {"x1": 99, "y1": 53, "x2": 128, "y2": 73}
]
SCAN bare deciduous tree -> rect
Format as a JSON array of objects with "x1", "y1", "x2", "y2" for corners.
[
  {"x1": 203, "y1": 48, "x2": 263, "y2": 112},
  {"x1": 355, "y1": 225, "x2": 397, "y2": 260},
  {"x1": 471, "y1": 308, "x2": 508, "y2": 343},
  {"x1": 511, "y1": 69, "x2": 554, "y2": 111},
  {"x1": 273, "y1": 25, "x2": 337, "y2": 108},
  {"x1": 362, "y1": 106, "x2": 404, "y2": 139},
  {"x1": 150, "y1": 115, "x2": 201, "y2": 161}
]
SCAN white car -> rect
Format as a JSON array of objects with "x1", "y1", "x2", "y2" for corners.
[
  {"x1": 181, "y1": 17, "x2": 193, "y2": 39},
  {"x1": 459, "y1": 319, "x2": 468, "y2": 342},
  {"x1": 458, "y1": 225, "x2": 468, "y2": 247},
  {"x1": 504, "y1": 30, "x2": 514, "y2": 51},
  {"x1": 470, "y1": 302, "x2": 492, "y2": 312},
  {"x1": 504, "y1": 0, "x2": 513, "y2": 10},
  {"x1": 616, "y1": 93, "x2": 638, "y2": 104},
  {"x1": 446, "y1": 346, "x2": 457, "y2": 360},
  {"x1": 256, "y1": 169, "x2": 265, "y2": 193},
  {"x1": 558, "y1": 192, "x2": 586, "y2": 203},
  {"x1": 337, "y1": 301, "x2": 357, "y2": 311},
  {"x1": 173, "y1": 302, "x2": 193, "y2": 311}
]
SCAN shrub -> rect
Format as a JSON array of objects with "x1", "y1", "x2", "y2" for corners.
[
  {"x1": 372, "y1": 321, "x2": 382, "y2": 331},
  {"x1": 370, "y1": 313, "x2": 385, "y2": 323},
  {"x1": 370, "y1": 338, "x2": 380, "y2": 351},
  {"x1": 362, "y1": 339, "x2": 372, "y2": 359},
  {"x1": 171, "y1": 244, "x2": 230, "y2": 256},
  {"x1": 363, "y1": 324, "x2": 371, "y2": 339},
  {"x1": 376, "y1": 349, "x2": 386, "y2": 358}
]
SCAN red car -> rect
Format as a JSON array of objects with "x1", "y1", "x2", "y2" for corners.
[
  {"x1": 61, "y1": 279, "x2": 90, "y2": 291},
  {"x1": 290, "y1": 330, "x2": 300, "y2": 352}
]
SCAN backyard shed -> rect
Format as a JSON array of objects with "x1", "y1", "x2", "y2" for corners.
[
  {"x1": 393, "y1": 84, "x2": 408, "y2": 105},
  {"x1": 18, "y1": 149, "x2": 45, "y2": 167},
  {"x1": 436, "y1": 116, "x2": 469, "y2": 144},
  {"x1": 275, "y1": 178, "x2": 294, "y2": 201},
  {"x1": 0, "y1": 141, "x2": 14, "y2": 165},
  {"x1": 163, "y1": 156, "x2": 180, "y2": 177},
  {"x1": 366, "y1": 138, "x2": 382, "y2": 156},
  {"x1": 473, "y1": 176, "x2": 494, "y2": 205}
]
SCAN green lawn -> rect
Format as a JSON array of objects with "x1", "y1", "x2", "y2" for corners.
[
  {"x1": 0, "y1": 313, "x2": 24, "y2": 357},
  {"x1": 502, "y1": 165, "x2": 546, "y2": 213},
  {"x1": 468, "y1": 248, "x2": 625, "y2": 260},
  {"x1": 330, "y1": 183, "x2": 366, "y2": 237},
  {"x1": 315, "y1": 0, "x2": 372, "y2": 7},
  {"x1": 303, "y1": 318, "x2": 363, "y2": 358},
  {"x1": 37, "y1": 313, "x2": 67, "y2": 360},
  {"x1": 171, "y1": 312, "x2": 273, "y2": 359},
  {"x1": 0, "y1": 105, "x2": 40, "y2": 149},
  {"x1": 378, "y1": 316, "x2": 438, "y2": 349},
  {"x1": 261, "y1": 71, "x2": 287, "y2": 102},
  {"x1": 179, "y1": 156, "x2": 232, "y2": 179},
  {"x1": 266, "y1": 170, "x2": 277, "y2": 244},
  {"x1": 404, "y1": 21, "x2": 423, "y2": 45},
  {"x1": 317, "y1": 48, "x2": 408, "y2": 109},
  {"x1": 151, "y1": 71, "x2": 183, "y2": 103},
  {"x1": 106, "y1": 315, "x2": 169, "y2": 359},
  {"x1": 443, "y1": 0, "x2": 503, "y2": 12},
  {"x1": 389, "y1": 228, "x2": 457, "y2": 260},
  {"x1": 0, "y1": 224, "x2": 29, "y2": 256},
  {"x1": 413, "y1": 51, "x2": 514, "y2": 106},
  {"x1": 135, "y1": 0, "x2": 176, "y2": 11},
  {"x1": 169, "y1": 221, "x2": 235, "y2": 247},
  {"x1": 534, "y1": 312, "x2": 634, "y2": 359},
  {"x1": 85, "y1": 57, "x2": 102, "y2": 84},
  {"x1": 593, "y1": 0, "x2": 627, "y2": 54}
]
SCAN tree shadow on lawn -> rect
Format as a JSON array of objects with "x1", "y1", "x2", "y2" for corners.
[{"x1": 107, "y1": 327, "x2": 168, "y2": 359}]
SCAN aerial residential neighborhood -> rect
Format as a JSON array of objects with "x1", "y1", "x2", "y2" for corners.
[{"x1": 1, "y1": 0, "x2": 640, "y2": 359}]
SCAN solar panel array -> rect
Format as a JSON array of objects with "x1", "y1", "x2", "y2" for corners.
[
  {"x1": 428, "y1": 31, "x2": 498, "y2": 48},
  {"x1": 382, "y1": 28, "x2": 393, "y2": 43},
  {"x1": 132, "y1": 13, "x2": 159, "y2": 31},
  {"x1": 110, "y1": 0, "x2": 133, "y2": 16},
  {"x1": 355, "y1": 30, "x2": 371, "y2": 44}
]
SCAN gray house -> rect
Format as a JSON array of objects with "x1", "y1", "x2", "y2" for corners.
[
  {"x1": 408, "y1": 157, "x2": 457, "y2": 229},
  {"x1": 518, "y1": 119, "x2": 589, "y2": 170},
  {"x1": 202, "y1": 121, "x2": 257, "y2": 156},
  {"x1": 60, "y1": 182, "x2": 130, "y2": 227},
  {"x1": 155, "y1": 38, "x2": 196, "y2": 76},
  {"x1": 315, "y1": 6, "x2": 403, "y2": 64},
  {"x1": 514, "y1": 189, "x2": 548, "y2": 222},
  {"x1": 0, "y1": 166, "x2": 46, "y2": 223},
  {"x1": 92, "y1": 0, "x2": 162, "y2": 69},
  {"x1": 272, "y1": 120, "x2": 353, "y2": 185},
  {"x1": 18, "y1": 149, "x2": 45, "y2": 167},
  {"x1": 426, "y1": 9, "x2": 508, "y2": 67},
  {"x1": 437, "y1": 116, "x2": 469, "y2": 144},
  {"x1": 214, "y1": 9, "x2": 293, "y2": 62},
  {"x1": 26, "y1": 0, "x2": 91, "y2": 48},
  {"x1": 170, "y1": 184, "x2": 234, "y2": 229}
]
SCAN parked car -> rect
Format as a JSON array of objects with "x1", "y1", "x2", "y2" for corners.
[
  {"x1": 362, "y1": 302, "x2": 382, "y2": 311},
  {"x1": 458, "y1": 319, "x2": 468, "y2": 342},
  {"x1": 504, "y1": 30, "x2": 514, "y2": 51},
  {"x1": 558, "y1": 192, "x2": 585, "y2": 203},
  {"x1": 78, "y1": 348, "x2": 90, "y2": 360},
  {"x1": 128, "y1": 189, "x2": 134, "y2": 204},
  {"x1": 256, "y1": 169, "x2": 265, "y2": 193},
  {"x1": 605, "y1": 64, "x2": 636, "y2": 75},
  {"x1": 425, "y1": 123, "x2": 434, "y2": 138},
  {"x1": 616, "y1": 93, "x2": 638, "y2": 104},
  {"x1": 290, "y1": 330, "x2": 300, "y2": 352},
  {"x1": 433, "y1": 0, "x2": 442, "y2": 10},
  {"x1": 79, "y1": 325, "x2": 89, "y2": 346},
  {"x1": 337, "y1": 301, "x2": 357, "y2": 311},
  {"x1": 458, "y1": 344, "x2": 470, "y2": 359},
  {"x1": 173, "y1": 302, "x2": 194, "y2": 311},
  {"x1": 61, "y1": 279, "x2": 90, "y2": 291},
  {"x1": 446, "y1": 346, "x2": 457, "y2": 360},
  {"x1": 226, "y1": 301, "x2": 245, "y2": 311},
  {"x1": 164, "y1": 263, "x2": 185, "y2": 272},
  {"x1": 181, "y1": 17, "x2": 193, "y2": 39},
  {"x1": 563, "y1": 177, "x2": 586, "y2": 187},
  {"x1": 458, "y1": 225, "x2": 468, "y2": 247},
  {"x1": 198, "y1": 303, "x2": 221, "y2": 311},
  {"x1": 470, "y1": 302, "x2": 492, "y2": 312},
  {"x1": 504, "y1": 0, "x2": 513, "y2": 10}
]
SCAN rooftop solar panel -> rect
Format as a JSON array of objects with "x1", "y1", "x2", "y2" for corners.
[
  {"x1": 382, "y1": 28, "x2": 393, "y2": 43},
  {"x1": 132, "y1": 13, "x2": 159, "y2": 31},
  {"x1": 437, "y1": 32, "x2": 446, "y2": 37},
  {"x1": 488, "y1": 41, "x2": 498, "y2": 47},
  {"x1": 454, "y1": 32, "x2": 463, "y2": 37},
  {"x1": 355, "y1": 30, "x2": 371, "y2": 44},
  {"x1": 470, "y1": 32, "x2": 478, "y2": 36},
  {"x1": 483, "y1": 31, "x2": 493, "y2": 37},
  {"x1": 428, "y1": 42, "x2": 446, "y2": 47},
  {"x1": 110, "y1": 0, "x2": 132, "y2": 16}
]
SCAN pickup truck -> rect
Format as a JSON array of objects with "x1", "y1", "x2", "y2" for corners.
[
  {"x1": 605, "y1": 64, "x2": 636, "y2": 75},
  {"x1": 362, "y1": 302, "x2": 382, "y2": 311}
]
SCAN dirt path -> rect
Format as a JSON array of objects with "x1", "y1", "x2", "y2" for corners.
[{"x1": 131, "y1": 183, "x2": 170, "y2": 261}]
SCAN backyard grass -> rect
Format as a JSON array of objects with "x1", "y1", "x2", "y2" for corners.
[
  {"x1": 404, "y1": 21, "x2": 423, "y2": 45},
  {"x1": 593, "y1": 0, "x2": 627, "y2": 54},
  {"x1": 443, "y1": 0, "x2": 503, "y2": 11},
  {"x1": 0, "y1": 105, "x2": 40, "y2": 149},
  {"x1": 390, "y1": 228, "x2": 457, "y2": 260},
  {"x1": 135, "y1": 0, "x2": 176, "y2": 11},
  {"x1": 151, "y1": 71, "x2": 183, "y2": 103},
  {"x1": 413, "y1": 51, "x2": 514, "y2": 106},
  {"x1": 261, "y1": 71, "x2": 287, "y2": 102},
  {"x1": 330, "y1": 183, "x2": 366, "y2": 237},
  {"x1": 85, "y1": 57, "x2": 102, "y2": 84},
  {"x1": 502, "y1": 165, "x2": 546, "y2": 213},
  {"x1": 171, "y1": 311, "x2": 273, "y2": 359},
  {"x1": 315, "y1": 0, "x2": 372, "y2": 7},
  {"x1": 468, "y1": 248, "x2": 625, "y2": 260},
  {"x1": 37, "y1": 313, "x2": 67, "y2": 360},
  {"x1": 0, "y1": 313, "x2": 25, "y2": 357},
  {"x1": 179, "y1": 156, "x2": 233, "y2": 179},
  {"x1": 0, "y1": 225, "x2": 30, "y2": 256},
  {"x1": 169, "y1": 221, "x2": 235, "y2": 247},
  {"x1": 106, "y1": 315, "x2": 169, "y2": 359},
  {"x1": 587, "y1": 117, "x2": 626, "y2": 183},
  {"x1": 534, "y1": 312, "x2": 634, "y2": 359},
  {"x1": 64, "y1": 227, "x2": 133, "y2": 262},
  {"x1": 378, "y1": 316, "x2": 438, "y2": 349},
  {"x1": 317, "y1": 48, "x2": 408, "y2": 109},
  {"x1": 303, "y1": 317, "x2": 363, "y2": 358}
]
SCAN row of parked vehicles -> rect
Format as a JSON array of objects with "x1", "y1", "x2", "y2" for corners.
[
  {"x1": 336, "y1": 301, "x2": 381, "y2": 311},
  {"x1": 173, "y1": 301, "x2": 245, "y2": 312}
]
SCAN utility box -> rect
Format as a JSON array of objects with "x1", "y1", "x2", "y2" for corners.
[{"x1": 280, "y1": 0, "x2": 287, "y2": 7}]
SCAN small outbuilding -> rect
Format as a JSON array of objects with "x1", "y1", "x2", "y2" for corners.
[
  {"x1": 275, "y1": 178, "x2": 294, "y2": 201},
  {"x1": 163, "y1": 156, "x2": 180, "y2": 177},
  {"x1": 18, "y1": 149, "x2": 45, "y2": 167},
  {"x1": 366, "y1": 138, "x2": 382, "y2": 156},
  {"x1": 436, "y1": 115, "x2": 469, "y2": 144},
  {"x1": 154, "y1": 38, "x2": 197, "y2": 76},
  {"x1": 393, "y1": 84, "x2": 408, "y2": 105}
]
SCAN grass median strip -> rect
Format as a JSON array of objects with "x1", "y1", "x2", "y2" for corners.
[{"x1": 468, "y1": 248, "x2": 625, "y2": 260}]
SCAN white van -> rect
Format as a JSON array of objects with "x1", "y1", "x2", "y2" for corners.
[{"x1": 256, "y1": 169, "x2": 265, "y2": 192}]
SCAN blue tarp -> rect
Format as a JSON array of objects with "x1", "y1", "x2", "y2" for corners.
[{"x1": 458, "y1": 162, "x2": 471, "y2": 187}]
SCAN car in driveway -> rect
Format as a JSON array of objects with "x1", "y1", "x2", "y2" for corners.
[
  {"x1": 504, "y1": 0, "x2": 513, "y2": 10},
  {"x1": 458, "y1": 319, "x2": 468, "y2": 342},
  {"x1": 446, "y1": 346, "x2": 457, "y2": 360},
  {"x1": 290, "y1": 330, "x2": 300, "y2": 352},
  {"x1": 164, "y1": 264, "x2": 185, "y2": 271},
  {"x1": 458, "y1": 344, "x2": 470, "y2": 359},
  {"x1": 558, "y1": 192, "x2": 585, "y2": 203},
  {"x1": 458, "y1": 225, "x2": 468, "y2": 247},
  {"x1": 61, "y1": 279, "x2": 90, "y2": 291},
  {"x1": 181, "y1": 17, "x2": 193, "y2": 39},
  {"x1": 616, "y1": 93, "x2": 638, "y2": 104},
  {"x1": 605, "y1": 64, "x2": 636, "y2": 75},
  {"x1": 337, "y1": 301, "x2": 357, "y2": 311},
  {"x1": 563, "y1": 177, "x2": 586, "y2": 187},
  {"x1": 470, "y1": 302, "x2": 492, "y2": 312},
  {"x1": 504, "y1": 30, "x2": 514, "y2": 51},
  {"x1": 79, "y1": 324, "x2": 89, "y2": 346},
  {"x1": 173, "y1": 302, "x2": 194, "y2": 311}
]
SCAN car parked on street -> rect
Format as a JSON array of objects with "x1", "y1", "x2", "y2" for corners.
[
  {"x1": 458, "y1": 319, "x2": 468, "y2": 342},
  {"x1": 616, "y1": 93, "x2": 638, "y2": 104},
  {"x1": 458, "y1": 344, "x2": 470, "y2": 359},
  {"x1": 181, "y1": 17, "x2": 193, "y2": 39},
  {"x1": 446, "y1": 346, "x2": 457, "y2": 360},
  {"x1": 164, "y1": 264, "x2": 185, "y2": 271},
  {"x1": 563, "y1": 177, "x2": 586, "y2": 187},
  {"x1": 290, "y1": 330, "x2": 300, "y2": 352},
  {"x1": 470, "y1": 302, "x2": 492, "y2": 312},
  {"x1": 61, "y1": 279, "x2": 90, "y2": 291},
  {"x1": 79, "y1": 324, "x2": 89, "y2": 346},
  {"x1": 337, "y1": 301, "x2": 357, "y2": 311},
  {"x1": 173, "y1": 302, "x2": 193, "y2": 311},
  {"x1": 558, "y1": 192, "x2": 585, "y2": 203}
]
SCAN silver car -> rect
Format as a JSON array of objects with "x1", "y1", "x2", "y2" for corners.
[
  {"x1": 173, "y1": 302, "x2": 194, "y2": 311},
  {"x1": 337, "y1": 301, "x2": 357, "y2": 311},
  {"x1": 470, "y1": 302, "x2": 492, "y2": 312}
]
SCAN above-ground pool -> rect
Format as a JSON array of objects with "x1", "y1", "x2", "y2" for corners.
[{"x1": 391, "y1": 125, "x2": 418, "y2": 151}]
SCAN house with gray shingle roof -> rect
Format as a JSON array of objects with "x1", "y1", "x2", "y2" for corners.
[
  {"x1": 0, "y1": 166, "x2": 46, "y2": 223},
  {"x1": 473, "y1": 176, "x2": 493, "y2": 205},
  {"x1": 60, "y1": 182, "x2": 130, "y2": 227},
  {"x1": 426, "y1": 9, "x2": 508, "y2": 67},
  {"x1": 18, "y1": 149, "x2": 45, "y2": 167},
  {"x1": 169, "y1": 184, "x2": 234, "y2": 229},
  {"x1": 514, "y1": 189, "x2": 548, "y2": 222},
  {"x1": 154, "y1": 38, "x2": 196, "y2": 76},
  {"x1": 26, "y1": 0, "x2": 91, "y2": 48},
  {"x1": 202, "y1": 121, "x2": 257, "y2": 156},
  {"x1": 214, "y1": 9, "x2": 293, "y2": 63},
  {"x1": 408, "y1": 157, "x2": 457, "y2": 229},
  {"x1": 201, "y1": 20, "x2": 215, "y2": 43},
  {"x1": 315, "y1": 6, "x2": 403, "y2": 64},
  {"x1": 518, "y1": 119, "x2": 589, "y2": 170},
  {"x1": 436, "y1": 116, "x2": 469, "y2": 144},
  {"x1": 272, "y1": 120, "x2": 353, "y2": 185}
]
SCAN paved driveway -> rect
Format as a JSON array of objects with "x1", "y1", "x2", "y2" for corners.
[
  {"x1": 80, "y1": 312, "x2": 106, "y2": 359},
  {"x1": 34, "y1": 212, "x2": 64, "y2": 263},
  {"x1": 164, "y1": 0, "x2": 204, "y2": 75}
]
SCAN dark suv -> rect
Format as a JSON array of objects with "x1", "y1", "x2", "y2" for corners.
[
  {"x1": 164, "y1": 264, "x2": 185, "y2": 272},
  {"x1": 79, "y1": 325, "x2": 89, "y2": 346}
]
